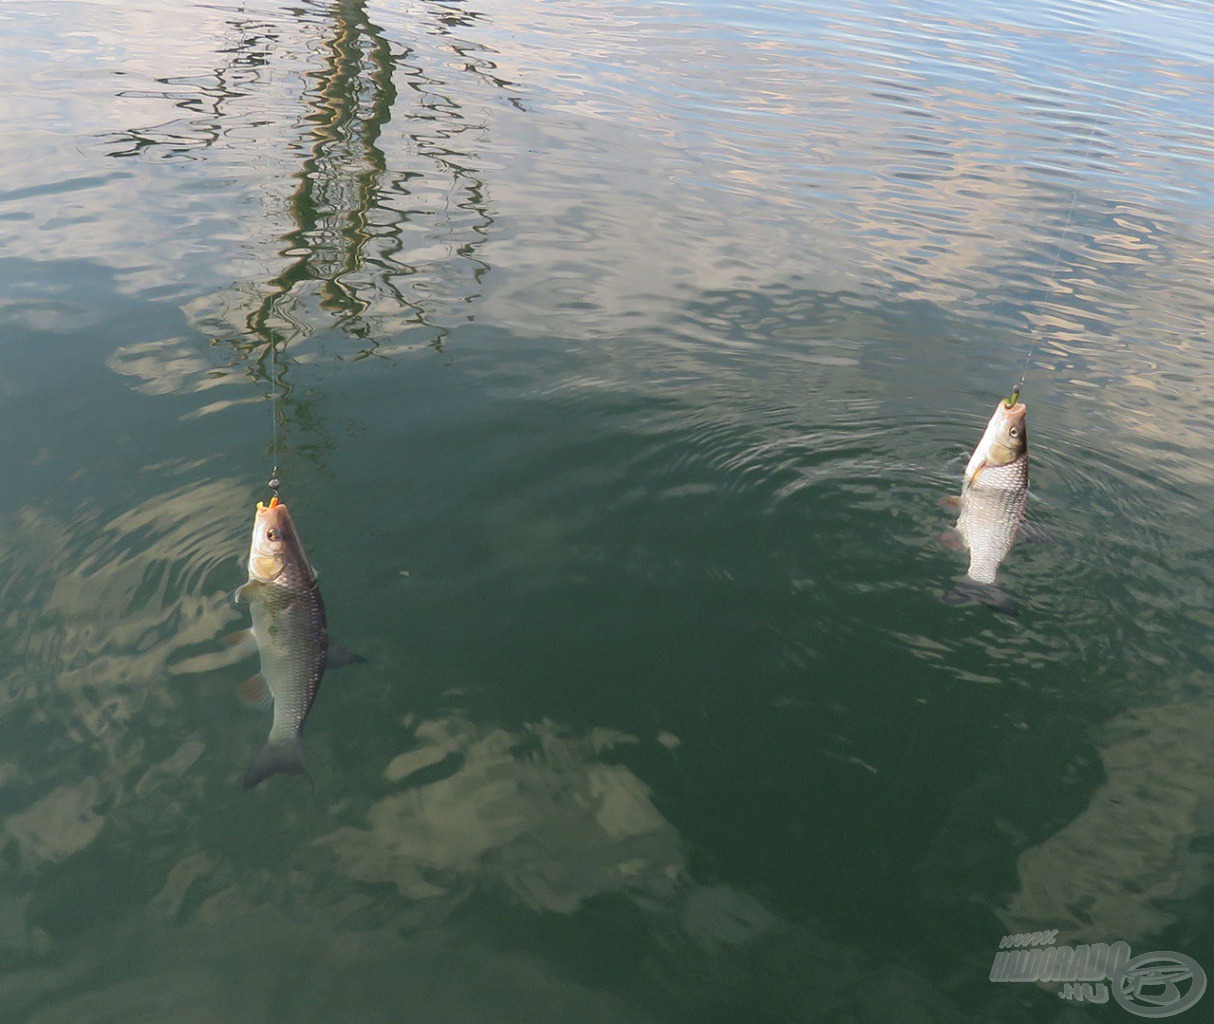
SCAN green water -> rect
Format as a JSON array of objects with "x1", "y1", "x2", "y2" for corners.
[{"x1": 3, "y1": 0, "x2": 1214, "y2": 1020}]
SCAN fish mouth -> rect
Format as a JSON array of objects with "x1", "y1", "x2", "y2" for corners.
[{"x1": 256, "y1": 495, "x2": 281, "y2": 513}]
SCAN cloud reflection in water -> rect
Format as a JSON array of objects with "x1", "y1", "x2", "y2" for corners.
[{"x1": 318, "y1": 717, "x2": 683, "y2": 911}]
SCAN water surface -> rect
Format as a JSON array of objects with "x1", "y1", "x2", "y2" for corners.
[{"x1": 3, "y1": 0, "x2": 1214, "y2": 1020}]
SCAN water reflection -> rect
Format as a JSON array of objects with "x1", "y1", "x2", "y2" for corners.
[
  {"x1": 1, "y1": 705, "x2": 978, "y2": 1021},
  {"x1": 106, "y1": 0, "x2": 507, "y2": 458},
  {"x1": 223, "y1": 0, "x2": 498, "y2": 350},
  {"x1": 0, "y1": 476, "x2": 245, "y2": 968},
  {"x1": 257, "y1": 1, "x2": 399, "y2": 342},
  {"x1": 318, "y1": 717, "x2": 683, "y2": 910},
  {"x1": 103, "y1": 13, "x2": 279, "y2": 162},
  {"x1": 0, "y1": 476, "x2": 245, "y2": 778},
  {"x1": 7, "y1": 0, "x2": 1214, "y2": 1018},
  {"x1": 1001, "y1": 692, "x2": 1214, "y2": 944}
]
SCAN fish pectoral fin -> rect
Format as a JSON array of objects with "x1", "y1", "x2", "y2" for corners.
[
  {"x1": 237, "y1": 674, "x2": 273, "y2": 708},
  {"x1": 232, "y1": 581, "x2": 262, "y2": 605},
  {"x1": 938, "y1": 495, "x2": 962, "y2": 511},
  {"x1": 938, "y1": 530, "x2": 965, "y2": 551},
  {"x1": 328, "y1": 642, "x2": 368, "y2": 670},
  {"x1": 1015, "y1": 521, "x2": 1053, "y2": 545},
  {"x1": 222, "y1": 630, "x2": 258, "y2": 656}
]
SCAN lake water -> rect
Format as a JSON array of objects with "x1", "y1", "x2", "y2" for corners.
[{"x1": 3, "y1": 0, "x2": 1214, "y2": 1020}]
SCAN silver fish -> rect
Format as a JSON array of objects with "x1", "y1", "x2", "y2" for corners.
[
  {"x1": 948, "y1": 399, "x2": 1028, "y2": 610},
  {"x1": 234, "y1": 495, "x2": 329, "y2": 789}
]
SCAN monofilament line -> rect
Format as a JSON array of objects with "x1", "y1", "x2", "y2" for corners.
[
  {"x1": 268, "y1": 340, "x2": 281, "y2": 494},
  {"x1": 1018, "y1": 79, "x2": 1110, "y2": 389}
]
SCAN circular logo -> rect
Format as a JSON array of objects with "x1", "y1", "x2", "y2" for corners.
[{"x1": 1112, "y1": 951, "x2": 1207, "y2": 1018}]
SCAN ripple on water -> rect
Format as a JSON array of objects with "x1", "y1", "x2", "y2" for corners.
[{"x1": 0, "y1": 476, "x2": 251, "y2": 870}]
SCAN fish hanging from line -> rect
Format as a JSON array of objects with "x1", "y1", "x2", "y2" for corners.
[
  {"x1": 943, "y1": 397, "x2": 1029, "y2": 614},
  {"x1": 231, "y1": 495, "x2": 361, "y2": 789}
]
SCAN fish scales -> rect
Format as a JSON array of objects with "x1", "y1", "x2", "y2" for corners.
[
  {"x1": 249, "y1": 574, "x2": 328, "y2": 746},
  {"x1": 956, "y1": 453, "x2": 1028, "y2": 584}
]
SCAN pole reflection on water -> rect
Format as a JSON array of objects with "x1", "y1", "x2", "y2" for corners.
[{"x1": 108, "y1": 0, "x2": 503, "y2": 465}]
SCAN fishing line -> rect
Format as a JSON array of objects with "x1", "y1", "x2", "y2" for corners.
[
  {"x1": 1007, "y1": 80, "x2": 1110, "y2": 407},
  {"x1": 268, "y1": 339, "x2": 281, "y2": 496}
]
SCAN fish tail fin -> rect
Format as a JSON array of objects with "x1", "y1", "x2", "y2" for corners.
[
  {"x1": 243, "y1": 738, "x2": 307, "y2": 790},
  {"x1": 942, "y1": 579, "x2": 1018, "y2": 616}
]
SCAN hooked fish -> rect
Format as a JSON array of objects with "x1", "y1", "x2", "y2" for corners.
[
  {"x1": 946, "y1": 398, "x2": 1028, "y2": 611},
  {"x1": 233, "y1": 495, "x2": 331, "y2": 789}
]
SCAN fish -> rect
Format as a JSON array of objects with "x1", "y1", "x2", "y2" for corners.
[
  {"x1": 945, "y1": 398, "x2": 1028, "y2": 612},
  {"x1": 233, "y1": 495, "x2": 331, "y2": 789}
]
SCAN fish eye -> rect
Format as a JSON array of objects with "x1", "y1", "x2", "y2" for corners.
[
  {"x1": 1009, "y1": 427, "x2": 1020, "y2": 438},
  {"x1": 266, "y1": 528, "x2": 278, "y2": 541}
]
